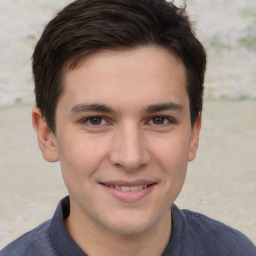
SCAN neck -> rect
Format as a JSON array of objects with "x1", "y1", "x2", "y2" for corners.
[{"x1": 65, "y1": 208, "x2": 172, "y2": 256}]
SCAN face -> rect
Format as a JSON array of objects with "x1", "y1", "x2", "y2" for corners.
[{"x1": 34, "y1": 46, "x2": 201, "y2": 236}]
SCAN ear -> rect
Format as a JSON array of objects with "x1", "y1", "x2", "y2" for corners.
[
  {"x1": 188, "y1": 113, "x2": 202, "y2": 162},
  {"x1": 32, "y1": 108, "x2": 59, "y2": 162}
]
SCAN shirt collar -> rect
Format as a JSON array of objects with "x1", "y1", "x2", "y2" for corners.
[{"x1": 48, "y1": 196, "x2": 87, "y2": 256}]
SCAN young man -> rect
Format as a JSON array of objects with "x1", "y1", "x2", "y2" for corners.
[{"x1": 1, "y1": 0, "x2": 255, "y2": 255}]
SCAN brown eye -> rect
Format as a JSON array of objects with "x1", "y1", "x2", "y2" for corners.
[
  {"x1": 152, "y1": 117, "x2": 165, "y2": 124},
  {"x1": 89, "y1": 117, "x2": 103, "y2": 125}
]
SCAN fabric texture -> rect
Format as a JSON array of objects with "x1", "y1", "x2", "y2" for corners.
[{"x1": 1, "y1": 196, "x2": 255, "y2": 256}]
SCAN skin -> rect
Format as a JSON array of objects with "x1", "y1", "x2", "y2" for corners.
[{"x1": 32, "y1": 46, "x2": 201, "y2": 256}]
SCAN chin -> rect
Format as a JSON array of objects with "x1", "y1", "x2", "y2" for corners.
[
  {"x1": 105, "y1": 213, "x2": 158, "y2": 236},
  {"x1": 110, "y1": 223, "x2": 151, "y2": 235}
]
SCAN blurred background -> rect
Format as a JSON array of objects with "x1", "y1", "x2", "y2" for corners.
[
  {"x1": 0, "y1": 0, "x2": 256, "y2": 105},
  {"x1": 0, "y1": 0, "x2": 255, "y2": 248}
]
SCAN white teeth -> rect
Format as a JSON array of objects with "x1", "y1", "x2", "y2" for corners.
[
  {"x1": 121, "y1": 186, "x2": 130, "y2": 191},
  {"x1": 130, "y1": 186, "x2": 138, "y2": 191},
  {"x1": 110, "y1": 184, "x2": 148, "y2": 191}
]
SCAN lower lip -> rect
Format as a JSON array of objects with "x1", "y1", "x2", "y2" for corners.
[{"x1": 101, "y1": 184, "x2": 155, "y2": 202}]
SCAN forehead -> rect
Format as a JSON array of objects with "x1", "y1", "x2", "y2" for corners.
[{"x1": 59, "y1": 46, "x2": 188, "y2": 112}]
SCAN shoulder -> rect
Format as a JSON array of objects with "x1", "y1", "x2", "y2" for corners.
[
  {"x1": 0, "y1": 220, "x2": 55, "y2": 256},
  {"x1": 178, "y1": 207, "x2": 256, "y2": 256}
]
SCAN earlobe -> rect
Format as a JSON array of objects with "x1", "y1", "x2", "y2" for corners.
[
  {"x1": 32, "y1": 108, "x2": 59, "y2": 162},
  {"x1": 188, "y1": 113, "x2": 202, "y2": 162}
]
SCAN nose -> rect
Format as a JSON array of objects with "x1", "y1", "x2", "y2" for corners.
[{"x1": 109, "y1": 123, "x2": 150, "y2": 171}]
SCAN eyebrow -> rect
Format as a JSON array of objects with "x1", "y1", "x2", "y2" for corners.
[
  {"x1": 71, "y1": 103, "x2": 115, "y2": 114},
  {"x1": 144, "y1": 102, "x2": 184, "y2": 113}
]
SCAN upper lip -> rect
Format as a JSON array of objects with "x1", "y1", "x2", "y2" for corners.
[{"x1": 99, "y1": 180, "x2": 157, "y2": 187}]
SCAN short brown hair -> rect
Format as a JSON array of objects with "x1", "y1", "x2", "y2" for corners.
[{"x1": 33, "y1": 0, "x2": 206, "y2": 132}]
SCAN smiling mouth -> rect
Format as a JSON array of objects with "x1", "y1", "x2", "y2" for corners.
[
  {"x1": 99, "y1": 182, "x2": 156, "y2": 202},
  {"x1": 106, "y1": 184, "x2": 149, "y2": 191},
  {"x1": 100, "y1": 183, "x2": 156, "y2": 192}
]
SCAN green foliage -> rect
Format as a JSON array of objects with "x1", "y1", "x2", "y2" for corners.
[
  {"x1": 239, "y1": 35, "x2": 256, "y2": 51},
  {"x1": 240, "y1": 7, "x2": 256, "y2": 51},
  {"x1": 20, "y1": 35, "x2": 37, "y2": 48}
]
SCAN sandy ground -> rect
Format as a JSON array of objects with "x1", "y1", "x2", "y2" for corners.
[{"x1": 0, "y1": 100, "x2": 255, "y2": 249}]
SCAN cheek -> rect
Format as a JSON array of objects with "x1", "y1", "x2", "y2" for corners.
[
  {"x1": 57, "y1": 134, "x2": 109, "y2": 180},
  {"x1": 151, "y1": 137, "x2": 189, "y2": 209},
  {"x1": 150, "y1": 133, "x2": 190, "y2": 196},
  {"x1": 152, "y1": 134, "x2": 191, "y2": 166}
]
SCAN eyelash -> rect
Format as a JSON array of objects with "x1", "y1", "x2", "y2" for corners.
[
  {"x1": 81, "y1": 116, "x2": 109, "y2": 126},
  {"x1": 146, "y1": 116, "x2": 175, "y2": 126}
]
